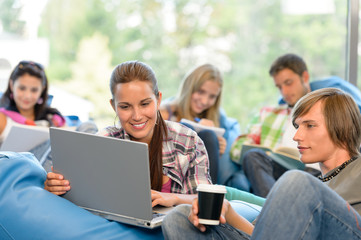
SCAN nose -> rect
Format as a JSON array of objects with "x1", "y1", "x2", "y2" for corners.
[
  {"x1": 132, "y1": 107, "x2": 142, "y2": 121},
  {"x1": 24, "y1": 90, "x2": 32, "y2": 99},
  {"x1": 293, "y1": 127, "x2": 302, "y2": 142},
  {"x1": 199, "y1": 95, "x2": 208, "y2": 106},
  {"x1": 280, "y1": 85, "x2": 288, "y2": 97}
]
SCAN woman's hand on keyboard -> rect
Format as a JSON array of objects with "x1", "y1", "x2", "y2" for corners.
[{"x1": 151, "y1": 190, "x2": 178, "y2": 207}]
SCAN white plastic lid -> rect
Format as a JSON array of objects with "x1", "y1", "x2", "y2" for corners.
[{"x1": 197, "y1": 184, "x2": 227, "y2": 194}]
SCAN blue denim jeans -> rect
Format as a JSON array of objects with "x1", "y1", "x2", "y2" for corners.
[
  {"x1": 243, "y1": 149, "x2": 287, "y2": 197},
  {"x1": 162, "y1": 171, "x2": 361, "y2": 240},
  {"x1": 162, "y1": 204, "x2": 250, "y2": 240},
  {"x1": 223, "y1": 169, "x2": 250, "y2": 192}
]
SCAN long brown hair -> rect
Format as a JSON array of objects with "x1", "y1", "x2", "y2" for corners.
[{"x1": 109, "y1": 61, "x2": 168, "y2": 191}]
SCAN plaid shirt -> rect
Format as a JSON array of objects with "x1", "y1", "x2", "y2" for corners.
[
  {"x1": 99, "y1": 120, "x2": 212, "y2": 194},
  {"x1": 230, "y1": 104, "x2": 291, "y2": 161}
]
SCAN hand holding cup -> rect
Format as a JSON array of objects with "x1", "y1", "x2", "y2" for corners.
[{"x1": 196, "y1": 184, "x2": 227, "y2": 225}]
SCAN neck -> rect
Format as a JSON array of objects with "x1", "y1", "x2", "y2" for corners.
[
  {"x1": 319, "y1": 150, "x2": 351, "y2": 175},
  {"x1": 18, "y1": 109, "x2": 35, "y2": 121}
]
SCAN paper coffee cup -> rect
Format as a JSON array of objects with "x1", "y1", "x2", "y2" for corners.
[{"x1": 197, "y1": 184, "x2": 227, "y2": 225}]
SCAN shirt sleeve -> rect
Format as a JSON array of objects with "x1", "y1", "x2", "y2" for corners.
[
  {"x1": 182, "y1": 134, "x2": 212, "y2": 193},
  {"x1": 51, "y1": 114, "x2": 66, "y2": 127}
]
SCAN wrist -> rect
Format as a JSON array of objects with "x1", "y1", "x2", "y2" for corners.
[
  {"x1": 223, "y1": 200, "x2": 232, "y2": 220},
  {"x1": 173, "y1": 194, "x2": 180, "y2": 206}
]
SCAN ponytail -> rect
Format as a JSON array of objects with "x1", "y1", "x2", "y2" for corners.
[{"x1": 149, "y1": 111, "x2": 168, "y2": 191}]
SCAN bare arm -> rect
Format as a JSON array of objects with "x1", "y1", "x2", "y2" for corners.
[
  {"x1": 0, "y1": 112, "x2": 7, "y2": 135},
  {"x1": 224, "y1": 201, "x2": 254, "y2": 235}
]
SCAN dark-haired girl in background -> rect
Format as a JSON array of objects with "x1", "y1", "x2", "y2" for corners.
[{"x1": 0, "y1": 60, "x2": 65, "y2": 143}]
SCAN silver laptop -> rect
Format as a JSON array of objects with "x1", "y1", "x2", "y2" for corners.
[
  {"x1": 1, "y1": 125, "x2": 49, "y2": 152},
  {"x1": 50, "y1": 127, "x2": 170, "y2": 229}
]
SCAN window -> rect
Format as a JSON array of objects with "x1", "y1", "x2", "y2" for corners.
[{"x1": 0, "y1": 0, "x2": 355, "y2": 129}]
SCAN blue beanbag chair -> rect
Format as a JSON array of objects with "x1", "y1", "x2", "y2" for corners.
[
  {"x1": 229, "y1": 201, "x2": 262, "y2": 223},
  {"x1": 0, "y1": 152, "x2": 163, "y2": 240},
  {"x1": 225, "y1": 186, "x2": 264, "y2": 223}
]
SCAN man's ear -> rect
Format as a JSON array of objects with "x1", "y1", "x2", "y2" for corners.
[
  {"x1": 302, "y1": 71, "x2": 310, "y2": 84},
  {"x1": 109, "y1": 99, "x2": 116, "y2": 112}
]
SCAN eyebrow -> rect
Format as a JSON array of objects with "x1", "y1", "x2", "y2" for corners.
[
  {"x1": 117, "y1": 97, "x2": 153, "y2": 105},
  {"x1": 275, "y1": 78, "x2": 292, "y2": 87},
  {"x1": 296, "y1": 119, "x2": 317, "y2": 125},
  {"x1": 141, "y1": 97, "x2": 153, "y2": 102}
]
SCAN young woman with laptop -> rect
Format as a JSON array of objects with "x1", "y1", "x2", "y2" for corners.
[{"x1": 45, "y1": 61, "x2": 212, "y2": 207}]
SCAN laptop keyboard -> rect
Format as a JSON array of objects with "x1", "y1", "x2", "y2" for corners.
[{"x1": 152, "y1": 212, "x2": 165, "y2": 218}]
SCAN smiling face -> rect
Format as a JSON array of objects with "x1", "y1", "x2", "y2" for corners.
[
  {"x1": 111, "y1": 80, "x2": 161, "y2": 145},
  {"x1": 190, "y1": 80, "x2": 221, "y2": 115},
  {"x1": 10, "y1": 73, "x2": 44, "y2": 113},
  {"x1": 273, "y1": 69, "x2": 310, "y2": 107},
  {"x1": 293, "y1": 101, "x2": 349, "y2": 173}
]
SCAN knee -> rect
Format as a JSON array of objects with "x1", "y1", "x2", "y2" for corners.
[
  {"x1": 281, "y1": 170, "x2": 313, "y2": 184},
  {"x1": 272, "y1": 170, "x2": 316, "y2": 195},
  {"x1": 265, "y1": 170, "x2": 324, "y2": 211},
  {"x1": 243, "y1": 149, "x2": 270, "y2": 170}
]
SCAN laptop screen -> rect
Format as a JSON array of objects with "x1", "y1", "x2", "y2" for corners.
[{"x1": 50, "y1": 128, "x2": 154, "y2": 222}]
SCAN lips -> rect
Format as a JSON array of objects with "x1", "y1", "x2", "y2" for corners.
[
  {"x1": 297, "y1": 146, "x2": 309, "y2": 153},
  {"x1": 284, "y1": 96, "x2": 292, "y2": 103},
  {"x1": 131, "y1": 121, "x2": 147, "y2": 130},
  {"x1": 18, "y1": 100, "x2": 33, "y2": 109},
  {"x1": 194, "y1": 103, "x2": 206, "y2": 113},
  {"x1": 20, "y1": 99, "x2": 31, "y2": 104}
]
